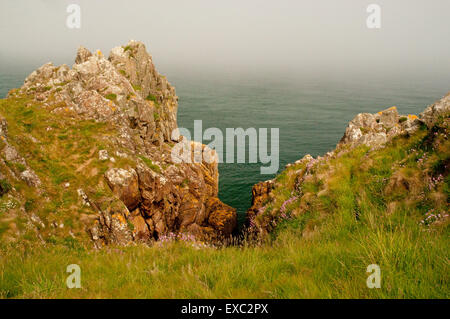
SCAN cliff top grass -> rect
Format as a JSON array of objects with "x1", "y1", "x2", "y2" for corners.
[{"x1": 0, "y1": 95, "x2": 136, "y2": 243}]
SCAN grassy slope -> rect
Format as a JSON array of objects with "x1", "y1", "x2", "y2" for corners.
[
  {"x1": 0, "y1": 95, "x2": 136, "y2": 243},
  {"x1": 0, "y1": 96, "x2": 448, "y2": 299}
]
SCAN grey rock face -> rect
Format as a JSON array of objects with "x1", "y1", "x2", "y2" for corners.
[
  {"x1": 20, "y1": 169, "x2": 41, "y2": 188},
  {"x1": 75, "y1": 46, "x2": 93, "y2": 64},
  {"x1": 14, "y1": 41, "x2": 237, "y2": 246},
  {"x1": 104, "y1": 168, "x2": 141, "y2": 211},
  {"x1": 339, "y1": 106, "x2": 422, "y2": 149},
  {"x1": 19, "y1": 40, "x2": 179, "y2": 146},
  {"x1": 0, "y1": 116, "x2": 7, "y2": 137},
  {"x1": 420, "y1": 92, "x2": 450, "y2": 128}
]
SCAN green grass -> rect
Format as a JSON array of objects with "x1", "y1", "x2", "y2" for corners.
[
  {"x1": 146, "y1": 93, "x2": 158, "y2": 103},
  {"x1": 105, "y1": 93, "x2": 117, "y2": 101},
  {"x1": 138, "y1": 156, "x2": 161, "y2": 174},
  {"x1": 0, "y1": 94, "x2": 448, "y2": 299},
  {"x1": 0, "y1": 180, "x2": 11, "y2": 197},
  {"x1": 0, "y1": 208, "x2": 447, "y2": 299}
]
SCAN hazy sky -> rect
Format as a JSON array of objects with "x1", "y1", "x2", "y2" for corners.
[{"x1": 1, "y1": 0, "x2": 449, "y2": 77}]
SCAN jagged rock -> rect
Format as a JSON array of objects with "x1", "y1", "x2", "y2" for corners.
[
  {"x1": 99, "y1": 150, "x2": 109, "y2": 161},
  {"x1": 130, "y1": 214, "x2": 152, "y2": 242},
  {"x1": 0, "y1": 116, "x2": 7, "y2": 137},
  {"x1": 20, "y1": 169, "x2": 41, "y2": 188},
  {"x1": 339, "y1": 106, "x2": 420, "y2": 149},
  {"x1": 12, "y1": 40, "x2": 236, "y2": 245},
  {"x1": 420, "y1": 92, "x2": 450, "y2": 127},
  {"x1": 105, "y1": 168, "x2": 141, "y2": 211},
  {"x1": 75, "y1": 46, "x2": 93, "y2": 64},
  {"x1": 246, "y1": 180, "x2": 275, "y2": 224},
  {"x1": 404, "y1": 114, "x2": 421, "y2": 135},
  {"x1": 378, "y1": 106, "x2": 399, "y2": 128},
  {"x1": 3, "y1": 144, "x2": 23, "y2": 163},
  {"x1": 205, "y1": 198, "x2": 237, "y2": 237},
  {"x1": 87, "y1": 197, "x2": 133, "y2": 246},
  {"x1": 246, "y1": 93, "x2": 449, "y2": 238}
]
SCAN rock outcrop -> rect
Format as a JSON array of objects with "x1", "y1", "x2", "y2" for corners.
[
  {"x1": 338, "y1": 106, "x2": 421, "y2": 149},
  {"x1": 420, "y1": 92, "x2": 450, "y2": 128},
  {"x1": 3, "y1": 40, "x2": 236, "y2": 246},
  {"x1": 246, "y1": 92, "x2": 450, "y2": 238}
]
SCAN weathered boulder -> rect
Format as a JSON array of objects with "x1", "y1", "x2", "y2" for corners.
[
  {"x1": 420, "y1": 92, "x2": 450, "y2": 127},
  {"x1": 246, "y1": 179, "x2": 275, "y2": 225},
  {"x1": 339, "y1": 106, "x2": 420, "y2": 149},
  {"x1": 378, "y1": 106, "x2": 399, "y2": 128},
  {"x1": 20, "y1": 169, "x2": 41, "y2": 188},
  {"x1": 105, "y1": 168, "x2": 141, "y2": 211},
  {"x1": 75, "y1": 46, "x2": 92, "y2": 64},
  {"x1": 0, "y1": 116, "x2": 7, "y2": 137},
  {"x1": 206, "y1": 198, "x2": 237, "y2": 237}
]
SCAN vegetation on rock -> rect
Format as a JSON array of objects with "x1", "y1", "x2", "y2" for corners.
[{"x1": 0, "y1": 40, "x2": 448, "y2": 298}]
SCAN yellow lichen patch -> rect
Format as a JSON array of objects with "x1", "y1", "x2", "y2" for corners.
[
  {"x1": 97, "y1": 50, "x2": 103, "y2": 57},
  {"x1": 112, "y1": 213, "x2": 127, "y2": 225},
  {"x1": 408, "y1": 114, "x2": 418, "y2": 120},
  {"x1": 389, "y1": 106, "x2": 397, "y2": 111}
]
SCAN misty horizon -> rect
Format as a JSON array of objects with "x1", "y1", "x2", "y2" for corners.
[{"x1": 1, "y1": 0, "x2": 449, "y2": 80}]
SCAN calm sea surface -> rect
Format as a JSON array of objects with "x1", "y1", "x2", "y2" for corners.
[{"x1": 1, "y1": 66, "x2": 449, "y2": 223}]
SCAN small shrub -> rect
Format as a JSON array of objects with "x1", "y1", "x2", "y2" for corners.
[
  {"x1": 146, "y1": 94, "x2": 158, "y2": 103},
  {"x1": 399, "y1": 117, "x2": 407, "y2": 123},
  {"x1": 0, "y1": 179, "x2": 12, "y2": 197},
  {"x1": 139, "y1": 156, "x2": 161, "y2": 174},
  {"x1": 15, "y1": 163, "x2": 26, "y2": 173},
  {"x1": 105, "y1": 93, "x2": 117, "y2": 101},
  {"x1": 180, "y1": 179, "x2": 189, "y2": 188},
  {"x1": 127, "y1": 219, "x2": 135, "y2": 231},
  {"x1": 24, "y1": 199, "x2": 35, "y2": 212}
]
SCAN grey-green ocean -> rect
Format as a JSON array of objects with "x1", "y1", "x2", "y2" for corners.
[{"x1": 1, "y1": 68, "x2": 449, "y2": 223}]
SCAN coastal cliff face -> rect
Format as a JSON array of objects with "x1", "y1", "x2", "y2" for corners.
[
  {"x1": 246, "y1": 93, "x2": 450, "y2": 238},
  {"x1": 0, "y1": 41, "x2": 236, "y2": 246}
]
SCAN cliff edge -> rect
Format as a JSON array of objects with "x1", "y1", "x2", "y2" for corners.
[
  {"x1": 246, "y1": 92, "x2": 450, "y2": 238},
  {"x1": 0, "y1": 41, "x2": 236, "y2": 246}
]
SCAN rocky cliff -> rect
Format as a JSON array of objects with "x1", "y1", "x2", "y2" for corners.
[
  {"x1": 246, "y1": 93, "x2": 450, "y2": 238},
  {"x1": 0, "y1": 41, "x2": 236, "y2": 246}
]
